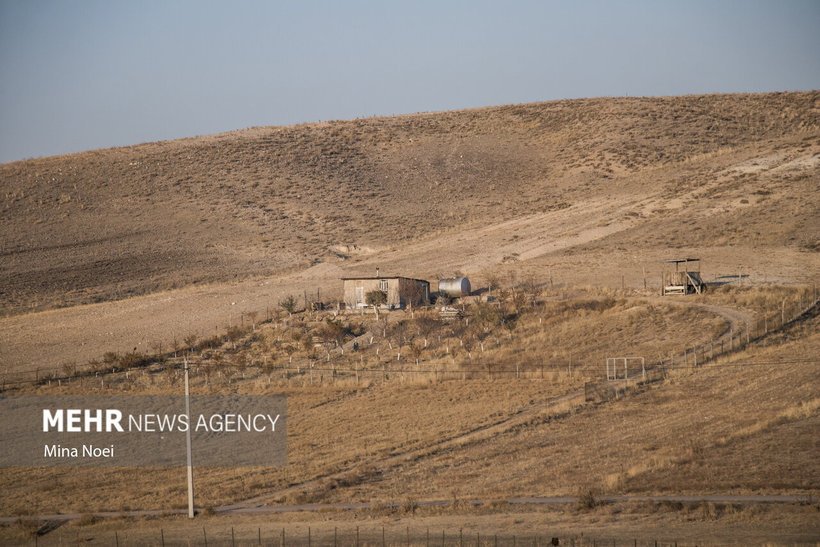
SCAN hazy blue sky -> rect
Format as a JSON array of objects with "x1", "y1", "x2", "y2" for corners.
[{"x1": 1, "y1": 0, "x2": 818, "y2": 163}]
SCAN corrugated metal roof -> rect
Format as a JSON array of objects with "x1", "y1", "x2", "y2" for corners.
[{"x1": 340, "y1": 276, "x2": 429, "y2": 284}]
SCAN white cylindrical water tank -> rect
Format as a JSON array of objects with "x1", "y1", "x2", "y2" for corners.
[{"x1": 438, "y1": 277, "x2": 471, "y2": 298}]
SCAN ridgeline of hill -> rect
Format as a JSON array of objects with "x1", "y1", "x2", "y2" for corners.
[
  {"x1": 1, "y1": 92, "x2": 818, "y2": 316},
  {"x1": 1, "y1": 93, "x2": 819, "y2": 544}
]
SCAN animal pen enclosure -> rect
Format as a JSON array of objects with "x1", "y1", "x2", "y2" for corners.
[{"x1": 662, "y1": 258, "x2": 704, "y2": 295}]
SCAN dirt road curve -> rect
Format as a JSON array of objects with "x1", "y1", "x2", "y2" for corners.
[{"x1": 643, "y1": 297, "x2": 756, "y2": 344}]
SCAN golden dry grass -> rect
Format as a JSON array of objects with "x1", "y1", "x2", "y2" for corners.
[
  {"x1": 1, "y1": 92, "x2": 818, "y2": 316},
  {"x1": 2, "y1": 494, "x2": 819, "y2": 546},
  {"x1": 1, "y1": 93, "x2": 818, "y2": 544},
  {"x1": 1, "y1": 291, "x2": 816, "y2": 518}
]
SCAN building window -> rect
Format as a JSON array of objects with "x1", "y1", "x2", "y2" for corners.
[{"x1": 379, "y1": 279, "x2": 388, "y2": 291}]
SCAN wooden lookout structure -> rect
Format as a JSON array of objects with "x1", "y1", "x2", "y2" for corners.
[{"x1": 662, "y1": 258, "x2": 704, "y2": 295}]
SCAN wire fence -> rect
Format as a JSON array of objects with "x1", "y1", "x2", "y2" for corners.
[
  {"x1": 666, "y1": 289, "x2": 818, "y2": 370},
  {"x1": 584, "y1": 290, "x2": 820, "y2": 402},
  {"x1": 2, "y1": 289, "x2": 817, "y2": 393},
  {"x1": 27, "y1": 523, "x2": 713, "y2": 547}
]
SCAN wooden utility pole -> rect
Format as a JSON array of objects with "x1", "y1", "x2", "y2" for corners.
[{"x1": 184, "y1": 357, "x2": 195, "y2": 519}]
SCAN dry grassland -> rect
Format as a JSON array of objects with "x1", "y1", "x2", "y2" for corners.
[
  {"x1": 3, "y1": 502, "x2": 820, "y2": 546},
  {"x1": 0, "y1": 289, "x2": 816, "y2": 522},
  {"x1": 0, "y1": 92, "x2": 818, "y2": 544},
  {"x1": 1, "y1": 94, "x2": 817, "y2": 372},
  {"x1": 1, "y1": 93, "x2": 817, "y2": 318}
]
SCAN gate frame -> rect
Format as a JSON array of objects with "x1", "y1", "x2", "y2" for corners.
[{"x1": 606, "y1": 357, "x2": 646, "y2": 381}]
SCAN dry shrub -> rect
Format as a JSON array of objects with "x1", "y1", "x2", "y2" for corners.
[
  {"x1": 576, "y1": 488, "x2": 598, "y2": 510},
  {"x1": 368, "y1": 500, "x2": 392, "y2": 516},
  {"x1": 696, "y1": 501, "x2": 719, "y2": 521},
  {"x1": 401, "y1": 496, "x2": 417, "y2": 514},
  {"x1": 281, "y1": 491, "x2": 309, "y2": 505},
  {"x1": 74, "y1": 513, "x2": 101, "y2": 527},
  {"x1": 333, "y1": 465, "x2": 378, "y2": 488},
  {"x1": 14, "y1": 517, "x2": 39, "y2": 537},
  {"x1": 483, "y1": 500, "x2": 510, "y2": 511}
]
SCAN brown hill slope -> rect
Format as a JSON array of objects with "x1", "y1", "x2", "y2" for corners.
[{"x1": 1, "y1": 92, "x2": 818, "y2": 317}]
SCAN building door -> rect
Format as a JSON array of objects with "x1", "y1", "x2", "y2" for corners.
[{"x1": 355, "y1": 287, "x2": 364, "y2": 307}]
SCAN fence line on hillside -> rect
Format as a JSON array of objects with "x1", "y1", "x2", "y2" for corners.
[
  {"x1": 583, "y1": 289, "x2": 819, "y2": 402},
  {"x1": 31, "y1": 523, "x2": 708, "y2": 547},
  {"x1": 2, "y1": 289, "x2": 817, "y2": 392},
  {"x1": 663, "y1": 287, "x2": 818, "y2": 371}
]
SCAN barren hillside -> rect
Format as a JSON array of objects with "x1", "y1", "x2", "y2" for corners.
[
  {"x1": 1, "y1": 92, "x2": 819, "y2": 543},
  {"x1": 1, "y1": 92, "x2": 818, "y2": 317}
]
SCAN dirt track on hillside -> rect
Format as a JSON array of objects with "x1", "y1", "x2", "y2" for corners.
[
  {"x1": 2, "y1": 95, "x2": 818, "y2": 374},
  {"x1": 0, "y1": 198, "x2": 814, "y2": 376},
  {"x1": 221, "y1": 388, "x2": 587, "y2": 512}
]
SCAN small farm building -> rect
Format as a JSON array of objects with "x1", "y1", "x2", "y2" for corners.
[{"x1": 342, "y1": 276, "x2": 430, "y2": 310}]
